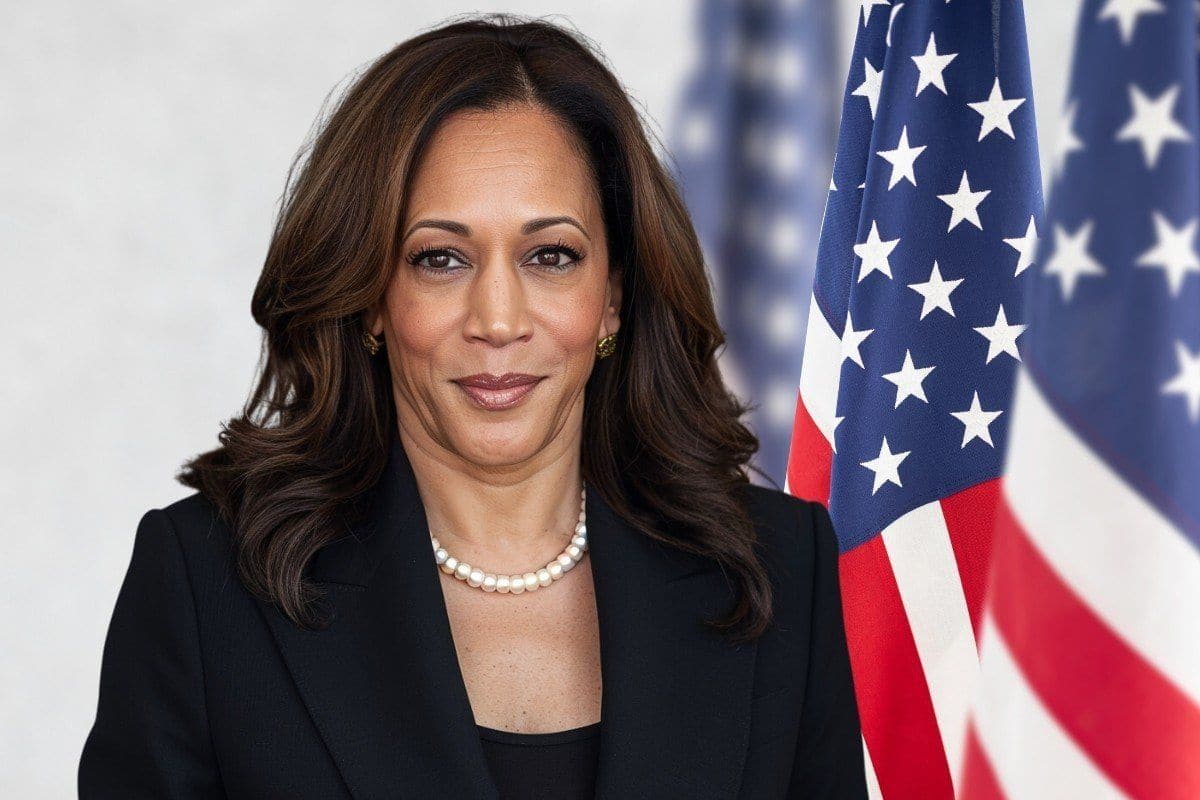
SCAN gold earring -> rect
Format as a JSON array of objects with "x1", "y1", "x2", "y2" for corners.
[
  {"x1": 596, "y1": 332, "x2": 617, "y2": 359},
  {"x1": 362, "y1": 330, "x2": 382, "y2": 355}
]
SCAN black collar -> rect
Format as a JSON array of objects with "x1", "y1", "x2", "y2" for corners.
[{"x1": 256, "y1": 428, "x2": 759, "y2": 798}]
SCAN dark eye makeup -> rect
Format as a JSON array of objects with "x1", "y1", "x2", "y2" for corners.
[{"x1": 405, "y1": 237, "x2": 584, "y2": 274}]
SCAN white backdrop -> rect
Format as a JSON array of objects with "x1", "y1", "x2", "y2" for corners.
[{"x1": 0, "y1": 1, "x2": 1079, "y2": 795}]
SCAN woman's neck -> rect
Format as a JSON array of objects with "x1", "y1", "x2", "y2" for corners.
[{"x1": 396, "y1": 423, "x2": 585, "y2": 574}]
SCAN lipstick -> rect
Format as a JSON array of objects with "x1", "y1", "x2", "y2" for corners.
[{"x1": 453, "y1": 373, "x2": 544, "y2": 411}]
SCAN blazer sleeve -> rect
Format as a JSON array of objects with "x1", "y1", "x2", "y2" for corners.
[
  {"x1": 788, "y1": 500, "x2": 869, "y2": 798},
  {"x1": 78, "y1": 508, "x2": 226, "y2": 799}
]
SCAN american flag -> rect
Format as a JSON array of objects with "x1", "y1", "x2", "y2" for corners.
[
  {"x1": 960, "y1": 2, "x2": 1200, "y2": 798},
  {"x1": 784, "y1": 1, "x2": 1042, "y2": 796},
  {"x1": 670, "y1": 0, "x2": 839, "y2": 487}
]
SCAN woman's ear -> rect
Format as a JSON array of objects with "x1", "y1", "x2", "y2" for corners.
[
  {"x1": 604, "y1": 267, "x2": 623, "y2": 336},
  {"x1": 363, "y1": 304, "x2": 385, "y2": 337}
]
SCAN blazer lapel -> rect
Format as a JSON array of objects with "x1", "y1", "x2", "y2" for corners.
[
  {"x1": 257, "y1": 429, "x2": 759, "y2": 800},
  {"x1": 587, "y1": 482, "x2": 760, "y2": 799},
  {"x1": 257, "y1": 429, "x2": 498, "y2": 798}
]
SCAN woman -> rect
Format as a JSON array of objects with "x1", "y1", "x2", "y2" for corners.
[{"x1": 78, "y1": 13, "x2": 866, "y2": 800}]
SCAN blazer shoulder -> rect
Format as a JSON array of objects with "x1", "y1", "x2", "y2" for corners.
[
  {"x1": 741, "y1": 482, "x2": 822, "y2": 539},
  {"x1": 740, "y1": 483, "x2": 837, "y2": 575},
  {"x1": 146, "y1": 490, "x2": 236, "y2": 572}
]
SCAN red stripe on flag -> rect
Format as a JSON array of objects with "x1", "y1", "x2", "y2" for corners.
[
  {"x1": 959, "y1": 721, "x2": 1006, "y2": 800},
  {"x1": 839, "y1": 537, "x2": 956, "y2": 799},
  {"x1": 991, "y1": 496, "x2": 1200, "y2": 800},
  {"x1": 940, "y1": 478, "x2": 1001, "y2": 642},
  {"x1": 787, "y1": 394, "x2": 832, "y2": 504}
]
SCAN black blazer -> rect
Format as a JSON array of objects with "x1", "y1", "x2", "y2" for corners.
[{"x1": 79, "y1": 431, "x2": 867, "y2": 799}]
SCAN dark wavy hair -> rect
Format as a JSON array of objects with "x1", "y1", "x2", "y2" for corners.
[{"x1": 179, "y1": 12, "x2": 777, "y2": 644}]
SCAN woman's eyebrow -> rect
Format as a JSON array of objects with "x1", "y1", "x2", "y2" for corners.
[
  {"x1": 401, "y1": 216, "x2": 590, "y2": 242},
  {"x1": 523, "y1": 216, "x2": 591, "y2": 241}
]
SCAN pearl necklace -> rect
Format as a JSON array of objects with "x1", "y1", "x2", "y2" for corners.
[{"x1": 431, "y1": 485, "x2": 588, "y2": 593}]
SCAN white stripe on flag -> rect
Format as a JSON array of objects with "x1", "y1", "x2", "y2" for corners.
[
  {"x1": 798, "y1": 294, "x2": 842, "y2": 449},
  {"x1": 863, "y1": 736, "x2": 883, "y2": 800},
  {"x1": 1006, "y1": 368, "x2": 1200, "y2": 704},
  {"x1": 974, "y1": 614, "x2": 1129, "y2": 799},
  {"x1": 882, "y1": 500, "x2": 978, "y2": 796}
]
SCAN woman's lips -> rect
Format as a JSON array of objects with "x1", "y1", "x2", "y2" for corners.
[{"x1": 455, "y1": 378, "x2": 543, "y2": 410}]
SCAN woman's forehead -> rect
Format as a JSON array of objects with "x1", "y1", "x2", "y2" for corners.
[{"x1": 405, "y1": 107, "x2": 600, "y2": 218}]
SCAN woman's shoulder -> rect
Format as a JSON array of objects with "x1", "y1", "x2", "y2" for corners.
[
  {"x1": 131, "y1": 490, "x2": 236, "y2": 576},
  {"x1": 739, "y1": 486, "x2": 846, "y2": 665},
  {"x1": 740, "y1": 482, "x2": 813, "y2": 524},
  {"x1": 738, "y1": 484, "x2": 840, "y2": 601},
  {"x1": 740, "y1": 483, "x2": 834, "y2": 555}
]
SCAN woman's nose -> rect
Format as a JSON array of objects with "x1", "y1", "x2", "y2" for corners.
[{"x1": 463, "y1": 260, "x2": 534, "y2": 347}]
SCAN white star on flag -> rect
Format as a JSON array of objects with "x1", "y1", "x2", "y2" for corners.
[
  {"x1": 1098, "y1": 0, "x2": 1166, "y2": 45},
  {"x1": 882, "y1": 349, "x2": 936, "y2": 407},
  {"x1": 853, "y1": 220, "x2": 900, "y2": 282},
  {"x1": 973, "y1": 305, "x2": 1028, "y2": 363},
  {"x1": 768, "y1": 130, "x2": 804, "y2": 178},
  {"x1": 1004, "y1": 216, "x2": 1040, "y2": 276},
  {"x1": 841, "y1": 311, "x2": 875, "y2": 368},
  {"x1": 950, "y1": 390, "x2": 1004, "y2": 447},
  {"x1": 1162, "y1": 340, "x2": 1200, "y2": 423},
  {"x1": 860, "y1": 436, "x2": 910, "y2": 494},
  {"x1": 967, "y1": 77, "x2": 1027, "y2": 141},
  {"x1": 937, "y1": 171, "x2": 991, "y2": 231},
  {"x1": 908, "y1": 260, "x2": 963, "y2": 318},
  {"x1": 911, "y1": 32, "x2": 957, "y2": 97},
  {"x1": 877, "y1": 125, "x2": 927, "y2": 189},
  {"x1": 1135, "y1": 211, "x2": 1200, "y2": 296},
  {"x1": 768, "y1": 215, "x2": 802, "y2": 263},
  {"x1": 1044, "y1": 220, "x2": 1107, "y2": 301},
  {"x1": 767, "y1": 45, "x2": 805, "y2": 96},
  {"x1": 853, "y1": 58, "x2": 884, "y2": 119},
  {"x1": 763, "y1": 299, "x2": 803, "y2": 346},
  {"x1": 830, "y1": 414, "x2": 846, "y2": 453},
  {"x1": 1116, "y1": 83, "x2": 1192, "y2": 169},
  {"x1": 1053, "y1": 101, "x2": 1085, "y2": 179}
]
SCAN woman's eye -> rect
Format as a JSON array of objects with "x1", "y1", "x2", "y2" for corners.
[
  {"x1": 409, "y1": 244, "x2": 582, "y2": 273},
  {"x1": 411, "y1": 249, "x2": 466, "y2": 272},
  {"x1": 531, "y1": 246, "x2": 582, "y2": 271}
]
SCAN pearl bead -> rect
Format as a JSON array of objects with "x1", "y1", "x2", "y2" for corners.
[{"x1": 431, "y1": 484, "x2": 589, "y2": 595}]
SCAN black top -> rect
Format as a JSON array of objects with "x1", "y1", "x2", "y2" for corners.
[{"x1": 477, "y1": 720, "x2": 602, "y2": 800}]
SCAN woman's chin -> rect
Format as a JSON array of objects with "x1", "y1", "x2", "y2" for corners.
[{"x1": 451, "y1": 425, "x2": 548, "y2": 468}]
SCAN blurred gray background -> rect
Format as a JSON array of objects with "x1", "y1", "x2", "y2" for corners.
[{"x1": 0, "y1": 1, "x2": 1078, "y2": 794}]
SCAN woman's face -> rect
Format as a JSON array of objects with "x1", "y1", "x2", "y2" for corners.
[{"x1": 368, "y1": 103, "x2": 621, "y2": 471}]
